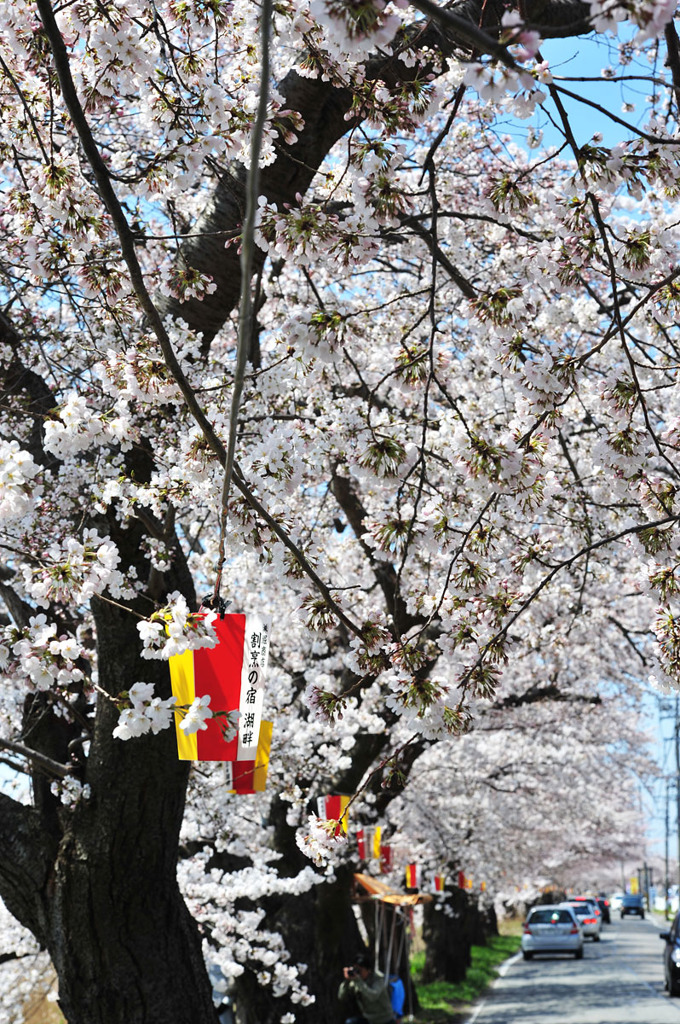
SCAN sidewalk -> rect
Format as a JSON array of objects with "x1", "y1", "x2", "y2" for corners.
[{"x1": 650, "y1": 910, "x2": 674, "y2": 930}]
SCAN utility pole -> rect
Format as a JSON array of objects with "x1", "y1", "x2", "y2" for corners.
[
  {"x1": 666, "y1": 777, "x2": 671, "y2": 919},
  {"x1": 647, "y1": 863, "x2": 654, "y2": 910},
  {"x1": 676, "y1": 695, "x2": 680, "y2": 895}
]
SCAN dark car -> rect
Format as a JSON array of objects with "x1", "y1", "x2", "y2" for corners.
[
  {"x1": 595, "y1": 897, "x2": 611, "y2": 924},
  {"x1": 660, "y1": 914, "x2": 680, "y2": 995},
  {"x1": 620, "y1": 894, "x2": 645, "y2": 918}
]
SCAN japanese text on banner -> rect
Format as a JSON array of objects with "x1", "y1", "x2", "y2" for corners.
[{"x1": 237, "y1": 616, "x2": 270, "y2": 760}]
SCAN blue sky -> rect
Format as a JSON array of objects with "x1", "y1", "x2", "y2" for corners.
[{"x1": 536, "y1": 27, "x2": 663, "y2": 149}]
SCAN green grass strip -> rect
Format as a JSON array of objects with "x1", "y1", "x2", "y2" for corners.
[{"x1": 411, "y1": 934, "x2": 521, "y2": 1020}]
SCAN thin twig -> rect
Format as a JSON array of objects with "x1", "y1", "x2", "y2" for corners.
[
  {"x1": 230, "y1": 468, "x2": 364, "y2": 637},
  {"x1": 553, "y1": 80, "x2": 680, "y2": 144},
  {"x1": 457, "y1": 513, "x2": 678, "y2": 694}
]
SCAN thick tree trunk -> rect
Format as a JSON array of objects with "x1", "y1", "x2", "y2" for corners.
[
  {"x1": 422, "y1": 890, "x2": 471, "y2": 984},
  {"x1": 47, "y1": 669, "x2": 218, "y2": 1022},
  {"x1": 478, "y1": 899, "x2": 499, "y2": 941},
  {"x1": 0, "y1": 516, "x2": 220, "y2": 1024},
  {"x1": 49, "y1": 785, "x2": 219, "y2": 1024},
  {"x1": 231, "y1": 864, "x2": 363, "y2": 1024},
  {"x1": 228, "y1": 723, "x2": 429, "y2": 1023},
  {"x1": 422, "y1": 887, "x2": 499, "y2": 985}
]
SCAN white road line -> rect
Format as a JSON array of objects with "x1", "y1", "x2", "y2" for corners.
[
  {"x1": 498, "y1": 952, "x2": 522, "y2": 977},
  {"x1": 466, "y1": 953, "x2": 521, "y2": 1023},
  {"x1": 466, "y1": 919, "x2": 674, "y2": 1023}
]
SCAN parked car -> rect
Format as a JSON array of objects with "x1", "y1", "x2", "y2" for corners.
[
  {"x1": 620, "y1": 894, "x2": 645, "y2": 919},
  {"x1": 570, "y1": 896, "x2": 604, "y2": 929},
  {"x1": 559, "y1": 900, "x2": 602, "y2": 940},
  {"x1": 660, "y1": 913, "x2": 680, "y2": 996},
  {"x1": 522, "y1": 905, "x2": 584, "y2": 960}
]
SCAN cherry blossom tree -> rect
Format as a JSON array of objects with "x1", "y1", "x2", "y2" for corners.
[{"x1": 0, "y1": 1, "x2": 677, "y2": 1022}]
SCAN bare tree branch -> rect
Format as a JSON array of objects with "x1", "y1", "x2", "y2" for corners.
[{"x1": 0, "y1": 737, "x2": 72, "y2": 779}]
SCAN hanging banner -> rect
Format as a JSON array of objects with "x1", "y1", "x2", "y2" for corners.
[
  {"x1": 226, "y1": 720, "x2": 273, "y2": 793},
  {"x1": 466, "y1": 876, "x2": 473, "y2": 891},
  {"x1": 372, "y1": 825, "x2": 382, "y2": 859},
  {"x1": 169, "y1": 613, "x2": 270, "y2": 761},
  {"x1": 405, "y1": 863, "x2": 420, "y2": 889},
  {"x1": 457, "y1": 871, "x2": 466, "y2": 889},
  {"x1": 357, "y1": 828, "x2": 366, "y2": 859},
  {"x1": 380, "y1": 845, "x2": 392, "y2": 873},
  {"x1": 433, "y1": 874, "x2": 445, "y2": 892},
  {"x1": 630, "y1": 877, "x2": 639, "y2": 894},
  {"x1": 480, "y1": 881, "x2": 487, "y2": 892},
  {"x1": 317, "y1": 794, "x2": 350, "y2": 834}
]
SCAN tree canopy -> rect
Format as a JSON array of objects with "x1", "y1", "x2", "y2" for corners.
[{"x1": 0, "y1": 1, "x2": 674, "y2": 1021}]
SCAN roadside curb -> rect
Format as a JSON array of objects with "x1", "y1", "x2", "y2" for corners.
[{"x1": 464, "y1": 952, "x2": 522, "y2": 1024}]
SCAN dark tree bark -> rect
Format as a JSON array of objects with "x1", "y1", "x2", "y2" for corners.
[
  {"x1": 0, "y1": 504, "x2": 220, "y2": 1024},
  {"x1": 478, "y1": 899, "x2": 499, "y2": 941},
  {"x1": 233, "y1": 866, "x2": 365, "y2": 1024},
  {"x1": 422, "y1": 886, "x2": 498, "y2": 985},
  {"x1": 422, "y1": 889, "x2": 472, "y2": 984},
  {"x1": 228, "y1": 803, "x2": 365, "y2": 1024},
  {"x1": 421, "y1": 888, "x2": 497, "y2": 983},
  {"x1": 46, "y1": 595, "x2": 217, "y2": 1024}
]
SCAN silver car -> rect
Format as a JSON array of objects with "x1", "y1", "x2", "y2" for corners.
[
  {"x1": 560, "y1": 900, "x2": 602, "y2": 941},
  {"x1": 522, "y1": 905, "x2": 584, "y2": 960}
]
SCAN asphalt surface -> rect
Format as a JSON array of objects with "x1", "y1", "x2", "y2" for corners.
[{"x1": 470, "y1": 914, "x2": 680, "y2": 1023}]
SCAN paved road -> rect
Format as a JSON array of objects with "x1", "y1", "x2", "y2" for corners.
[{"x1": 472, "y1": 915, "x2": 680, "y2": 1023}]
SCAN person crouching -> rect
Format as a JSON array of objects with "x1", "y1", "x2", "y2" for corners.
[{"x1": 338, "y1": 952, "x2": 397, "y2": 1024}]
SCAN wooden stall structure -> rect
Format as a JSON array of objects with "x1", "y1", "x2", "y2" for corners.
[{"x1": 352, "y1": 873, "x2": 432, "y2": 1020}]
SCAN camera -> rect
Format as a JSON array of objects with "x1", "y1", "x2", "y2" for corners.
[{"x1": 346, "y1": 967, "x2": 355, "y2": 977}]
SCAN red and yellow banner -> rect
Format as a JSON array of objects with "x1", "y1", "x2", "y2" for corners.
[
  {"x1": 405, "y1": 863, "x2": 420, "y2": 889},
  {"x1": 169, "y1": 613, "x2": 270, "y2": 761},
  {"x1": 358, "y1": 825, "x2": 383, "y2": 858},
  {"x1": 226, "y1": 720, "x2": 273, "y2": 793},
  {"x1": 317, "y1": 794, "x2": 350, "y2": 833},
  {"x1": 434, "y1": 874, "x2": 445, "y2": 892}
]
